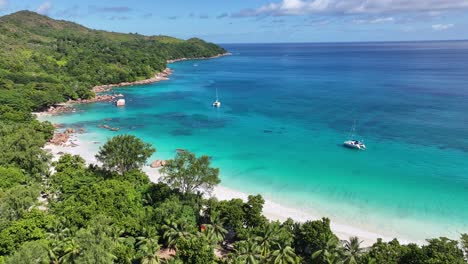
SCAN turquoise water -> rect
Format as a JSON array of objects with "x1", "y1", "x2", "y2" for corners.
[{"x1": 44, "y1": 42, "x2": 468, "y2": 241}]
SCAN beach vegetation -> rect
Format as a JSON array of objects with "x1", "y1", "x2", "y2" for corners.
[
  {"x1": 461, "y1": 234, "x2": 468, "y2": 261},
  {"x1": 95, "y1": 134, "x2": 155, "y2": 175},
  {"x1": 176, "y1": 236, "x2": 216, "y2": 264},
  {"x1": 161, "y1": 151, "x2": 220, "y2": 195},
  {"x1": 342, "y1": 236, "x2": 364, "y2": 264}
]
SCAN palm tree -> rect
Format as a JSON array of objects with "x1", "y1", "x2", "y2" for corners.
[
  {"x1": 342, "y1": 236, "x2": 364, "y2": 264},
  {"x1": 139, "y1": 241, "x2": 162, "y2": 264},
  {"x1": 137, "y1": 228, "x2": 159, "y2": 248},
  {"x1": 109, "y1": 226, "x2": 127, "y2": 244},
  {"x1": 59, "y1": 239, "x2": 81, "y2": 264},
  {"x1": 312, "y1": 234, "x2": 341, "y2": 263},
  {"x1": 255, "y1": 224, "x2": 281, "y2": 257},
  {"x1": 46, "y1": 242, "x2": 60, "y2": 264},
  {"x1": 162, "y1": 220, "x2": 193, "y2": 250},
  {"x1": 137, "y1": 228, "x2": 162, "y2": 264},
  {"x1": 234, "y1": 240, "x2": 262, "y2": 264},
  {"x1": 205, "y1": 214, "x2": 228, "y2": 245},
  {"x1": 268, "y1": 244, "x2": 299, "y2": 264}
]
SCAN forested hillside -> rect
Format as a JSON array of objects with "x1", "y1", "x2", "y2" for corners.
[{"x1": 0, "y1": 10, "x2": 226, "y2": 112}]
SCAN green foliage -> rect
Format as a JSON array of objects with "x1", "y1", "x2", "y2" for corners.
[
  {"x1": 0, "y1": 120, "x2": 53, "y2": 177},
  {"x1": 0, "y1": 166, "x2": 26, "y2": 190},
  {"x1": 161, "y1": 151, "x2": 220, "y2": 195},
  {"x1": 293, "y1": 218, "x2": 337, "y2": 262},
  {"x1": 0, "y1": 210, "x2": 52, "y2": 255},
  {"x1": 244, "y1": 195, "x2": 268, "y2": 228},
  {"x1": 461, "y1": 234, "x2": 468, "y2": 261},
  {"x1": 268, "y1": 244, "x2": 300, "y2": 264},
  {"x1": 203, "y1": 214, "x2": 228, "y2": 245},
  {"x1": 342, "y1": 236, "x2": 363, "y2": 264},
  {"x1": 52, "y1": 178, "x2": 144, "y2": 228},
  {"x1": 136, "y1": 228, "x2": 161, "y2": 264},
  {"x1": 0, "y1": 184, "x2": 41, "y2": 221},
  {"x1": 423, "y1": 237, "x2": 465, "y2": 264},
  {"x1": 367, "y1": 238, "x2": 405, "y2": 264},
  {"x1": 95, "y1": 135, "x2": 155, "y2": 175},
  {"x1": 152, "y1": 196, "x2": 198, "y2": 227},
  {"x1": 311, "y1": 233, "x2": 342, "y2": 264},
  {"x1": 208, "y1": 198, "x2": 246, "y2": 236},
  {"x1": 143, "y1": 182, "x2": 177, "y2": 206},
  {"x1": 5, "y1": 240, "x2": 50, "y2": 264},
  {"x1": 232, "y1": 239, "x2": 262, "y2": 264},
  {"x1": 176, "y1": 236, "x2": 216, "y2": 264},
  {"x1": 162, "y1": 220, "x2": 196, "y2": 250},
  {"x1": 70, "y1": 226, "x2": 117, "y2": 263}
]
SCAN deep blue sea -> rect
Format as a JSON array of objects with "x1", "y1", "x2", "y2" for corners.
[{"x1": 44, "y1": 41, "x2": 468, "y2": 242}]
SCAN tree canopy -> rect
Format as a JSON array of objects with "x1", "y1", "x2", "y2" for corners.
[
  {"x1": 161, "y1": 151, "x2": 220, "y2": 195},
  {"x1": 95, "y1": 135, "x2": 155, "y2": 175}
]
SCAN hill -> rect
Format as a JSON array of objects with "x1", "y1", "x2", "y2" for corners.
[{"x1": 0, "y1": 11, "x2": 226, "y2": 112}]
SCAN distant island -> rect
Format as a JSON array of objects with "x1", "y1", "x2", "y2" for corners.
[{"x1": 0, "y1": 11, "x2": 467, "y2": 264}]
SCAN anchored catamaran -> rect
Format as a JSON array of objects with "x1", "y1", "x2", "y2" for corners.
[{"x1": 343, "y1": 120, "x2": 366, "y2": 150}]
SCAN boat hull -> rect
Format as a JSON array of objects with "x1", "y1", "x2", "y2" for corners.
[{"x1": 343, "y1": 140, "x2": 366, "y2": 150}]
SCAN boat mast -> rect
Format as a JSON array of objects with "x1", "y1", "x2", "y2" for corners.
[
  {"x1": 216, "y1": 87, "x2": 219, "y2": 101},
  {"x1": 350, "y1": 120, "x2": 356, "y2": 139}
]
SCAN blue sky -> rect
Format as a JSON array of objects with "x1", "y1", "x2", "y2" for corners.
[{"x1": 1, "y1": 0, "x2": 467, "y2": 43}]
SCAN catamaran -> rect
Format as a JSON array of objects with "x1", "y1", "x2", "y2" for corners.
[
  {"x1": 343, "y1": 120, "x2": 366, "y2": 150},
  {"x1": 212, "y1": 87, "x2": 221, "y2": 107}
]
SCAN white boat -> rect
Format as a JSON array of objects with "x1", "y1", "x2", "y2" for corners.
[
  {"x1": 343, "y1": 120, "x2": 366, "y2": 150},
  {"x1": 115, "y1": 98, "x2": 125, "y2": 107},
  {"x1": 343, "y1": 140, "x2": 366, "y2": 150},
  {"x1": 212, "y1": 88, "x2": 221, "y2": 107}
]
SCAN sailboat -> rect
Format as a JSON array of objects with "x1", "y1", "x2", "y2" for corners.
[
  {"x1": 343, "y1": 120, "x2": 366, "y2": 150},
  {"x1": 212, "y1": 87, "x2": 221, "y2": 107}
]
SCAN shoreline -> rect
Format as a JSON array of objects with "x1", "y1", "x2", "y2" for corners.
[
  {"x1": 42, "y1": 132, "x2": 409, "y2": 247},
  {"x1": 166, "y1": 52, "x2": 231, "y2": 63},
  {"x1": 35, "y1": 53, "x2": 230, "y2": 116},
  {"x1": 92, "y1": 68, "x2": 173, "y2": 93}
]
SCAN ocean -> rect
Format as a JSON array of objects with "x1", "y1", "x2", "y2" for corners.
[{"x1": 43, "y1": 41, "x2": 468, "y2": 242}]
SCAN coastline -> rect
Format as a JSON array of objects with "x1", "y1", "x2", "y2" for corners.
[
  {"x1": 166, "y1": 52, "x2": 231, "y2": 63},
  {"x1": 42, "y1": 132, "x2": 407, "y2": 247},
  {"x1": 92, "y1": 68, "x2": 173, "y2": 93},
  {"x1": 36, "y1": 53, "x2": 230, "y2": 116}
]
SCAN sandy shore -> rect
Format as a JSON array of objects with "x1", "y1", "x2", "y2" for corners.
[{"x1": 43, "y1": 132, "x2": 407, "y2": 247}]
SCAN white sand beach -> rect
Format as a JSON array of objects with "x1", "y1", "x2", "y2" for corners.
[{"x1": 43, "y1": 132, "x2": 412, "y2": 247}]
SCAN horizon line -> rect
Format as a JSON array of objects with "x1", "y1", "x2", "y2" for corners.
[{"x1": 217, "y1": 39, "x2": 468, "y2": 45}]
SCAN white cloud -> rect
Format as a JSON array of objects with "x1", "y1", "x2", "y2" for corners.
[
  {"x1": 0, "y1": 0, "x2": 8, "y2": 10},
  {"x1": 235, "y1": 0, "x2": 468, "y2": 17},
  {"x1": 432, "y1": 23, "x2": 454, "y2": 30},
  {"x1": 36, "y1": 1, "x2": 52, "y2": 15},
  {"x1": 353, "y1": 17, "x2": 395, "y2": 24}
]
